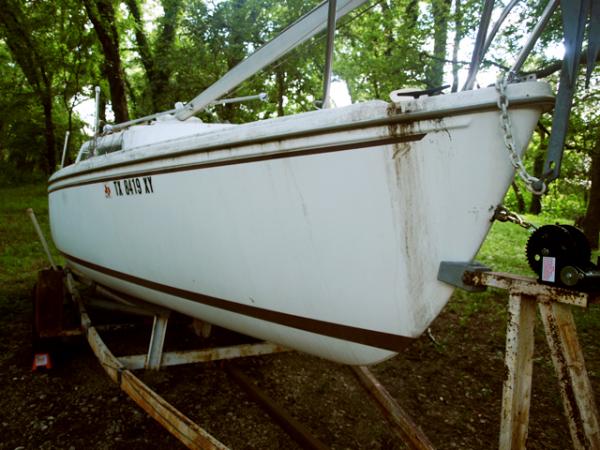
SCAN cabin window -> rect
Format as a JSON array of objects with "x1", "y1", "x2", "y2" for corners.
[{"x1": 76, "y1": 133, "x2": 124, "y2": 162}]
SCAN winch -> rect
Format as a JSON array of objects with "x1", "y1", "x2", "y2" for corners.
[{"x1": 526, "y1": 224, "x2": 600, "y2": 289}]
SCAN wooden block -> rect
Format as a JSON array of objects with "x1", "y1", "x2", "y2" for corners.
[
  {"x1": 499, "y1": 293, "x2": 537, "y2": 450},
  {"x1": 539, "y1": 301, "x2": 600, "y2": 450}
]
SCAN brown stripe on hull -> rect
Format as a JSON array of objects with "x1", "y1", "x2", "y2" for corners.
[
  {"x1": 63, "y1": 252, "x2": 414, "y2": 352},
  {"x1": 48, "y1": 134, "x2": 425, "y2": 194}
]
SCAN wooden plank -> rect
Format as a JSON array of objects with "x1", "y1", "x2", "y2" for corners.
[
  {"x1": 66, "y1": 274, "x2": 229, "y2": 450},
  {"x1": 121, "y1": 370, "x2": 227, "y2": 450},
  {"x1": 499, "y1": 293, "x2": 537, "y2": 450},
  {"x1": 226, "y1": 365, "x2": 328, "y2": 450},
  {"x1": 87, "y1": 325, "x2": 228, "y2": 449},
  {"x1": 119, "y1": 342, "x2": 290, "y2": 370},
  {"x1": 464, "y1": 271, "x2": 591, "y2": 307},
  {"x1": 352, "y1": 365, "x2": 435, "y2": 450},
  {"x1": 539, "y1": 301, "x2": 600, "y2": 450},
  {"x1": 34, "y1": 269, "x2": 65, "y2": 338}
]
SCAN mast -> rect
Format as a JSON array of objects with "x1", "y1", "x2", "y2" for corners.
[
  {"x1": 175, "y1": 0, "x2": 368, "y2": 121},
  {"x1": 322, "y1": 0, "x2": 338, "y2": 109}
]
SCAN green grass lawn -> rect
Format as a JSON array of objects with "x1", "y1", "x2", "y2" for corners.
[{"x1": 0, "y1": 184, "x2": 62, "y2": 313}]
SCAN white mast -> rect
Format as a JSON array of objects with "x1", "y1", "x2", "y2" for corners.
[{"x1": 175, "y1": 0, "x2": 368, "y2": 121}]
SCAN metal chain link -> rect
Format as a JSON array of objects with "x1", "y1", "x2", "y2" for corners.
[
  {"x1": 495, "y1": 76, "x2": 547, "y2": 195},
  {"x1": 493, "y1": 205, "x2": 537, "y2": 230}
]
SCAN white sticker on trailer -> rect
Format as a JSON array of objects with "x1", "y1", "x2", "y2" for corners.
[{"x1": 542, "y1": 256, "x2": 556, "y2": 282}]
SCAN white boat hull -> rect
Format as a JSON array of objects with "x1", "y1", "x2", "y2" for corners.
[{"x1": 49, "y1": 81, "x2": 553, "y2": 365}]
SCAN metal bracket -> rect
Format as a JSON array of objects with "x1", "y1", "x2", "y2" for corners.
[
  {"x1": 437, "y1": 261, "x2": 491, "y2": 292},
  {"x1": 145, "y1": 314, "x2": 169, "y2": 370}
]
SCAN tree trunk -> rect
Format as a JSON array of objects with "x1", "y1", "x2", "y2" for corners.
[
  {"x1": 380, "y1": 0, "x2": 394, "y2": 58},
  {"x1": 41, "y1": 93, "x2": 56, "y2": 172},
  {"x1": 427, "y1": 0, "x2": 451, "y2": 88},
  {"x1": 511, "y1": 182, "x2": 526, "y2": 213},
  {"x1": 124, "y1": 0, "x2": 156, "y2": 111},
  {"x1": 405, "y1": 0, "x2": 419, "y2": 30},
  {"x1": 582, "y1": 134, "x2": 600, "y2": 249},
  {"x1": 528, "y1": 155, "x2": 544, "y2": 215},
  {"x1": 0, "y1": 0, "x2": 56, "y2": 174},
  {"x1": 152, "y1": 0, "x2": 181, "y2": 111},
  {"x1": 125, "y1": 0, "x2": 181, "y2": 113},
  {"x1": 529, "y1": 127, "x2": 547, "y2": 215},
  {"x1": 83, "y1": 0, "x2": 130, "y2": 123},
  {"x1": 451, "y1": 0, "x2": 462, "y2": 93}
]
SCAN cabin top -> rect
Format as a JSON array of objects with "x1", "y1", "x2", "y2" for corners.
[{"x1": 77, "y1": 117, "x2": 235, "y2": 163}]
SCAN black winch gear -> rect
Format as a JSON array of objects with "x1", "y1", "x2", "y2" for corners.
[{"x1": 526, "y1": 224, "x2": 597, "y2": 289}]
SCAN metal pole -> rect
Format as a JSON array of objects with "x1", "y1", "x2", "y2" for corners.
[
  {"x1": 26, "y1": 208, "x2": 58, "y2": 271},
  {"x1": 462, "y1": 0, "x2": 495, "y2": 91},
  {"x1": 107, "y1": 93, "x2": 268, "y2": 133},
  {"x1": 94, "y1": 86, "x2": 101, "y2": 136},
  {"x1": 60, "y1": 131, "x2": 70, "y2": 169},
  {"x1": 174, "y1": 0, "x2": 368, "y2": 120},
  {"x1": 213, "y1": 92, "x2": 268, "y2": 105},
  {"x1": 509, "y1": 0, "x2": 559, "y2": 79},
  {"x1": 322, "y1": 0, "x2": 337, "y2": 109},
  {"x1": 481, "y1": 0, "x2": 520, "y2": 58}
]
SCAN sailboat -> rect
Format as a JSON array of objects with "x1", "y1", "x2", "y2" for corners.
[{"x1": 48, "y1": 0, "x2": 556, "y2": 365}]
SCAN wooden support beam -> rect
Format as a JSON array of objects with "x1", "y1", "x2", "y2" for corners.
[
  {"x1": 119, "y1": 342, "x2": 290, "y2": 371},
  {"x1": 539, "y1": 300, "x2": 600, "y2": 450},
  {"x1": 66, "y1": 273, "x2": 229, "y2": 450},
  {"x1": 352, "y1": 365, "x2": 435, "y2": 450},
  {"x1": 226, "y1": 365, "x2": 328, "y2": 450},
  {"x1": 463, "y1": 271, "x2": 591, "y2": 307},
  {"x1": 499, "y1": 293, "x2": 537, "y2": 450},
  {"x1": 467, "y1": 271, "x2": 600, "y2": 450}
]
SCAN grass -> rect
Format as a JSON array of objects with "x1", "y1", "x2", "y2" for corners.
[{"x1": 0, "y1": 183, "x2": 62, "y2": 314}]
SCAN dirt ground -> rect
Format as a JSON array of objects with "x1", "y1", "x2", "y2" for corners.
[{"x1": 1, "y1": 285, "x2": 599, "y2": 450}]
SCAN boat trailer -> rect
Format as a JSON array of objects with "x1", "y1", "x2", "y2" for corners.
[
  {"x1": 32, "y1": 266, "x2": 438, "y2": 450},
  {"x1": 28, "y1": 209, "x2": 435, "y2": 449},
  {"x1": 29, "y1": 208, "x2": 600, "y2": 449}
]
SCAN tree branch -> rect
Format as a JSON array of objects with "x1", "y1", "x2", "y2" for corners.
[{"x1": 524, "y1": 48, "x2": 600, "y2": 79}]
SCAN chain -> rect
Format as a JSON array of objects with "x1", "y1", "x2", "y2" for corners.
[
  {"x1": 493, "y1": 205, "x2": 537, "y2": 230},
  {"x1": 495, "y1": 76, "x2": 546, "y2": 195}
]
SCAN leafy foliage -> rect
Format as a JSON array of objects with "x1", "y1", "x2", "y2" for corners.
[{"x1": 0, "y1": 0, "x2": 597, "y2": 241}]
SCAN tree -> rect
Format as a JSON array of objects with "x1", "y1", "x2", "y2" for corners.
[
  {"x1": 427, "y1": 0, "x2": 452, "y2": 88},
  {"x1": 336, "y1": 0, "x2": 430, "y2": 101},
  {"x1": 582, "y1": 134, "x2": 600, "y2": 248},
  {"x1": 125, "y1": 0, "x2": 183, "y2": 113},
  {"x1": 175, "y1": 0, "x2": 323, "y2": 123},
  {"x1": 0, "y1": 0, "x2": 57, "y2": 173},
  {"x1": 83, "y1": 0, "x2": 130, "y2": 123}
]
